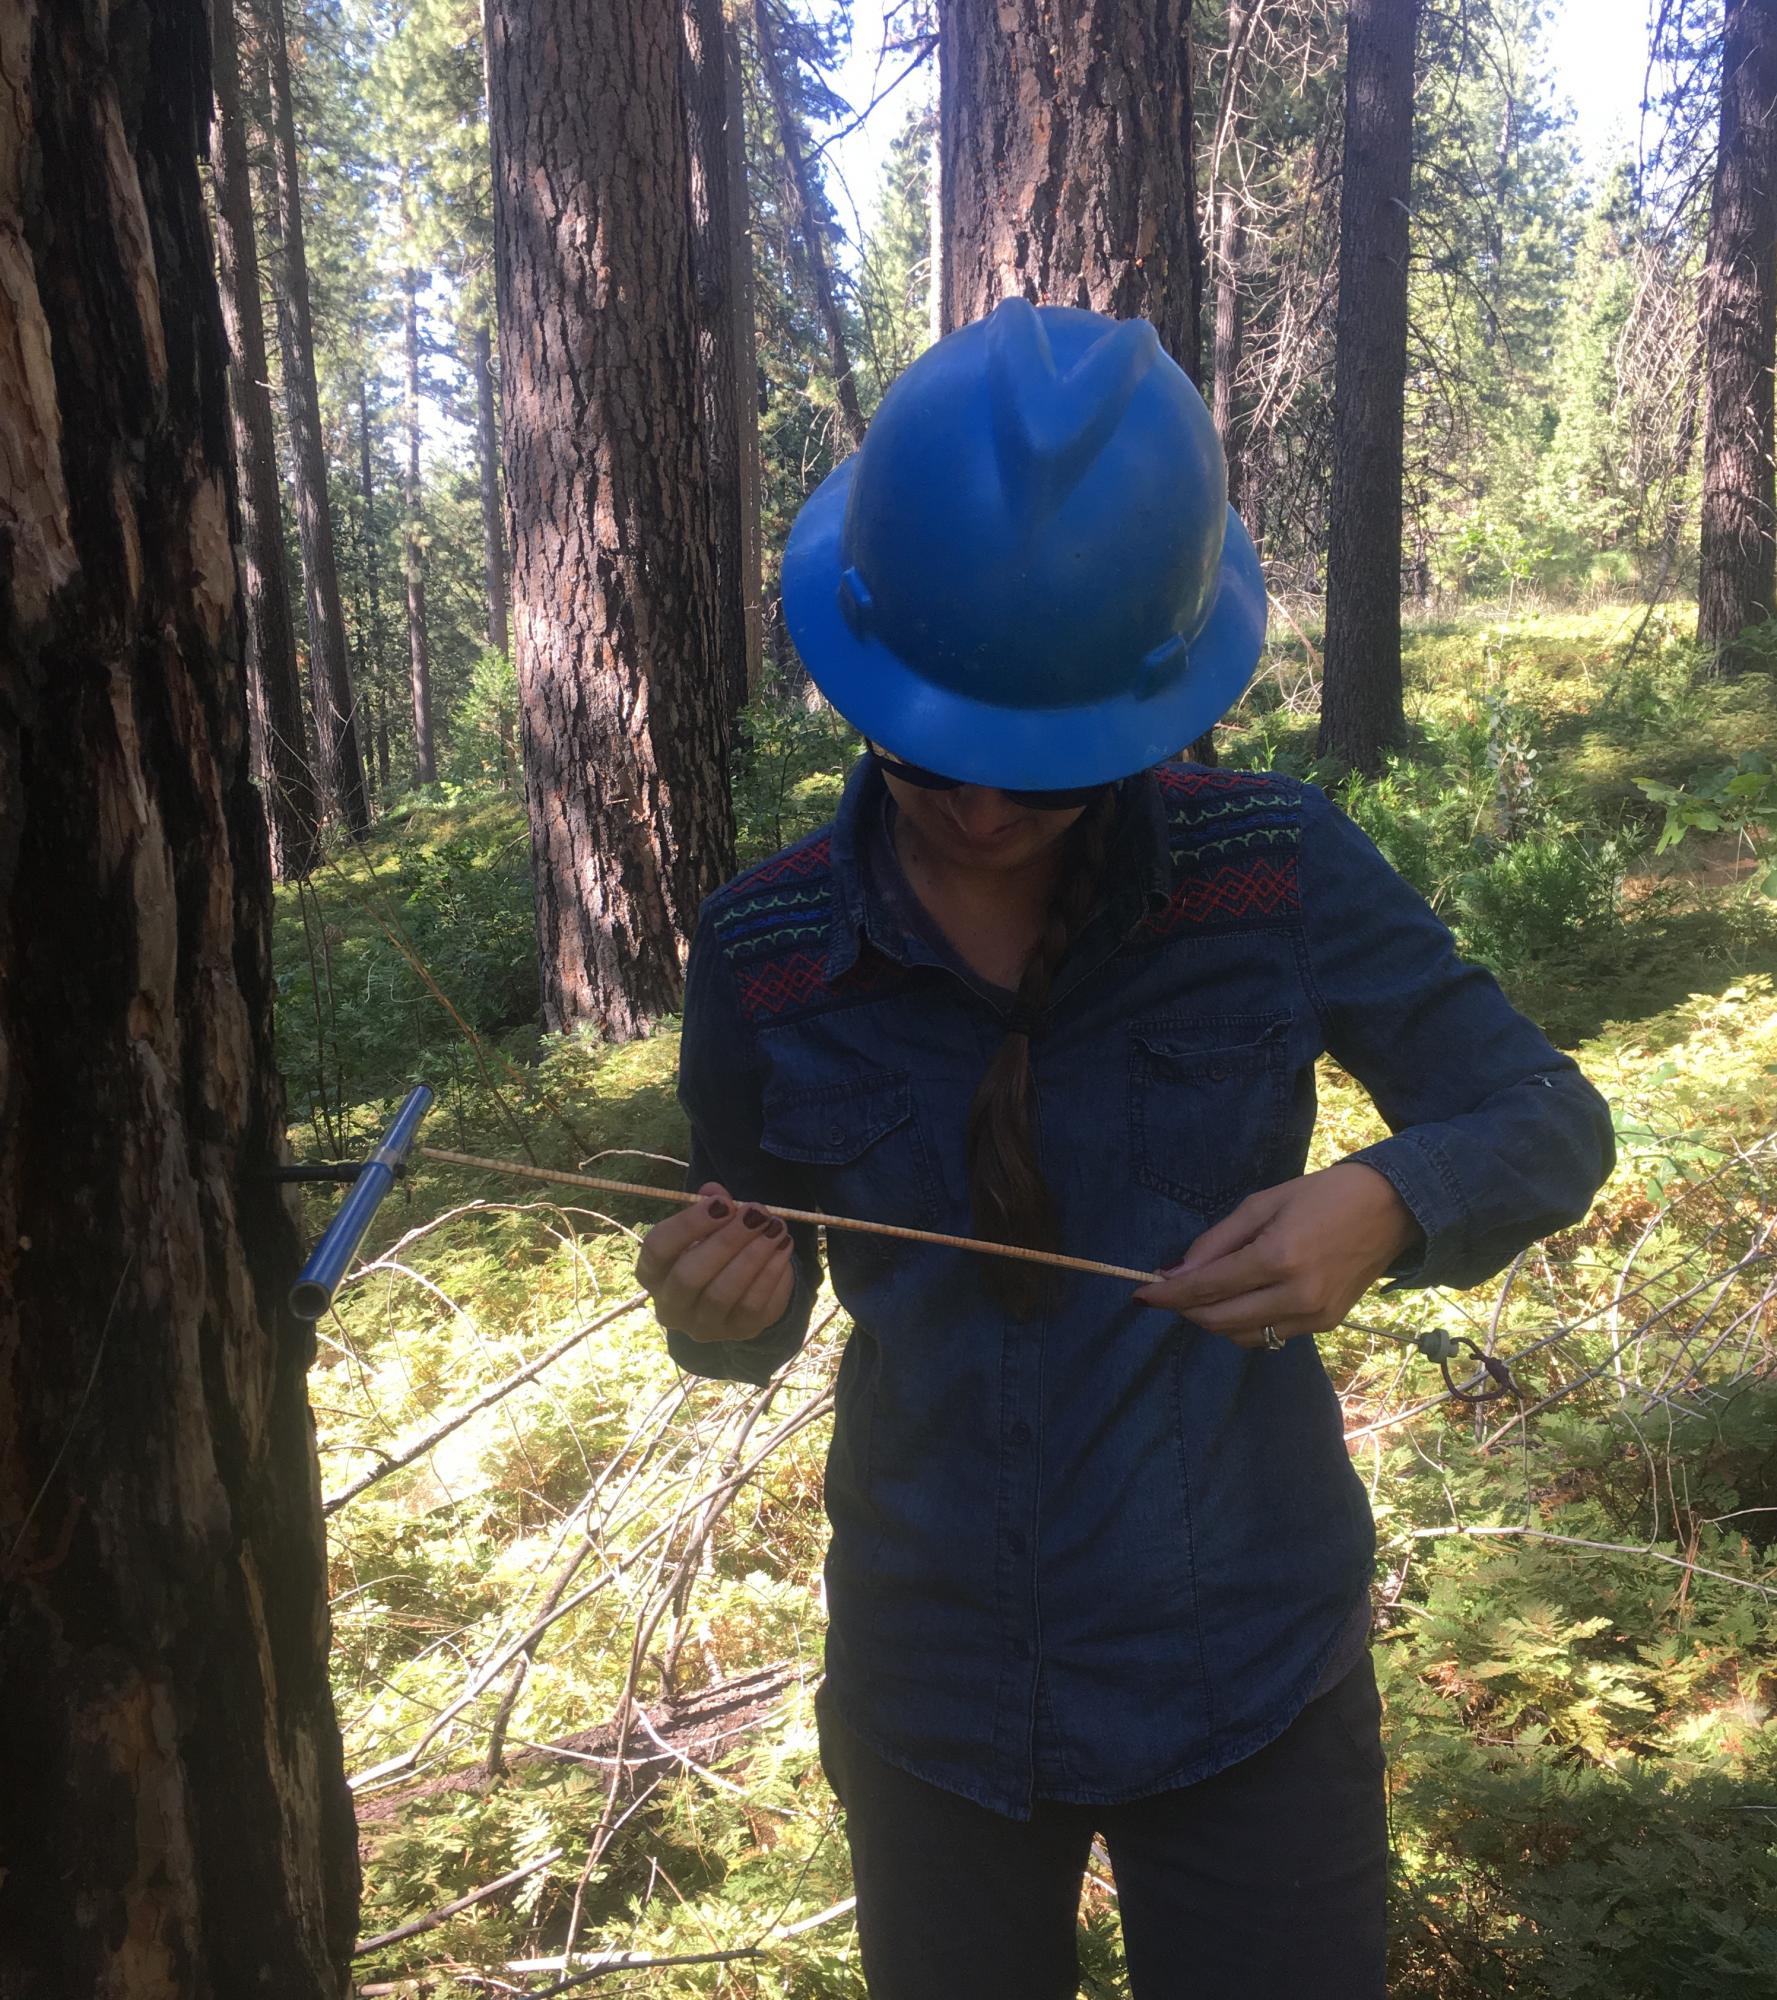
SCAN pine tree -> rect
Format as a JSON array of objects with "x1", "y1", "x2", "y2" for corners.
[
  {"x1": 0, "y1": 0, "x2": 356, "y2": 1980},
  {"x1": 753, "y1": 0, "x2": 870, "y2": 448},
  {"x1": 1319, "y1": 0, "x2": 1420, "y2": 771},
  {"x1": 858, "y1": 95, "x2": 937, "y2": 401},
  {"x1": 487, "y1": 0, "x2": 736, "y2": 1036},
  {"x1": 685, "y1": 0, "x2": 763, "y2": 720},
  {"x1": 1697, "y1": 0, "x2": 1777, "y2": 668},
  {"x1": 1194, "y1": 0, "x2": 1344, "y2": 576},
  {"x1": 1407, "y1": 0, "x2": 1580, "y2": 598},
  {"x1": 736, "y1": 0, "x2": 857, "y2": 678},
  {"x1": 253, "y1": 0, "x2": 373, "y2": 831},
  {"x1": 938, "y1": 0, "x2": 1205, "y2": 380},
  {"x1": 210, "y1": 0, "x2": 322, "y2": 876}
]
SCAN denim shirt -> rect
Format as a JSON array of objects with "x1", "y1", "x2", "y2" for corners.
[{"x1": 667, "y1": 756, "x2": 1615, "y2": 1819}]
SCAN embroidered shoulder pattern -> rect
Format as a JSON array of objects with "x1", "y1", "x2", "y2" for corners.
[
  {"x1": 1136, "y1": 765, "x2": 1303, "y2": 940},
  {"x1": 712, "y1": 831, "x2": 899, "y2": 1023}
]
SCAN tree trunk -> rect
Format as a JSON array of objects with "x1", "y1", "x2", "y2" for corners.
[
  {"x1": 937, "y1": 0, "x2": 1205, "y2": 383},
  {"x1": 724, "y1": 19, "x2": 766, "y2": 703},
  {"x1": 488, "y1": 0, "x2": 737, "y2": 1039},
  {"x1": 1696, "y1": 0, "x2": 1777, "y2": 672},
  {"x1": 1318, "y1": 0, "x2": 1419, "y2": 772},
  {"x1": 1211, "y1": 189, "x2": 1249, "y2": 514},
  {"x1": 1207, "y1": 0, "x2": 1257, "y2": 518},
  {"x1": 928, "y1": 96, "x2": 947, "y2": 343},
  {"x1": 402, "y1": 259, "x2": 436, "y2": 784},
  {"x1": 752, "y1": 0, "x2": 869, "y2": 448},
  {"x1": 683, "y1": 0, "x2": 754, "y2": 722},
  {"x1": 376, "y1": 698, "x2": 393, "y2": 796},
  {"x1": 210, "y1": 0, "x2": 319, "y2": 879},
  {"x1": 473, "y1": 323, "x2": 509, "y2": 658},
  {"x1": 0, "y1": 1, "x2": 358, "y2": 1989},
  {"x1": 357, "y1": 377, "x2": 388, "y2": 784},
  {"x1": 255, "y1": 0, "x2": 370, "y2": 832}
]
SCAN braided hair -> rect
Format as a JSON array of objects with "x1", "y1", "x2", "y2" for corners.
[{"x1": 965, "y1": 789, "x2": 1117, "y2": 1313}]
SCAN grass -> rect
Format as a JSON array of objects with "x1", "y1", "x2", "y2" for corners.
[{"x1": 279, "y1": 603, "x2": 1777, "y2": 1998}]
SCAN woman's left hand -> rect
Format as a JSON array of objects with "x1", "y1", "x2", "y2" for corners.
[{"x1": 1133, "y1": 1162, "x2": 1423, "y2": 1350}]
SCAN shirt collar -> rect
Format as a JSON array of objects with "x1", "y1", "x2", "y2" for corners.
[{"x1": 825, "y1": 752, "x2": 1175, "y2": 978}]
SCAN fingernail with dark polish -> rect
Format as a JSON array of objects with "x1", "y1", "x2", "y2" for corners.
[
  {"x1": 742, "y1": 1206, "x2": 767, "y2": 1229},
  {"x1": 764, "y1": 1218, "x2": 786, "y2": 1240},
  {"x1": 707, "y1": 1199, "x2": 731, "y2": 1220}
]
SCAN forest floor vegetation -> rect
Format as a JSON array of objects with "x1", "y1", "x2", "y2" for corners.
[{"x1": 277, "y1": 603, "x2": 1777, "y2": 1998}]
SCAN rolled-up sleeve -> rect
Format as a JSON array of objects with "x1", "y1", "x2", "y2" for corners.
[
  {"x1": 1295, "y1": 783, "x2": 1616, "y2": 1291},
  {"x1": 664, "y1": 911, "x2": 822, "y2": 1386}
]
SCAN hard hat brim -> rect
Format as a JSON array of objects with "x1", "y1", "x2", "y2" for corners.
[{"x1": 781, "y1": 455, "x2": 1268, "y2": 791}]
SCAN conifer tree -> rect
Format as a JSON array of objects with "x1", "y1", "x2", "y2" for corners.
[
  {"x1": 1319, "y1": 0, "x2": 1419, "y2": 771},
  {"x1": 686, "y1": 0, "x2": 763, "y2": 718},
  {"x1": 1, "y1": 0, "x2": 356, "y2": 1980},
  {"x1": 210, "y1": 0, "x2": 321, "y2": 876},
  {"x1": 938, "y1": 0, "x2": 1204, "y2": 380},
  {"x1": 254, "y1": 0, "x2": 372, "y2": 830},
  {"x1": 487, "y1": 0, "x2": 736, "y2": 1036},
  {"x1": 1697, "y1": 0, "x2": 1777, "y2": 669},
  {"x1": 753, "y1": 0, "x2": 870, "y2": 448},
  {"x1": 858, "y1": 96, "x2": 937, "y2": 398}
]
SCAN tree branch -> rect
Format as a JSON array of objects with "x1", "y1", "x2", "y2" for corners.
[{"x1": 324, "y1": 1295, "x2": 649, "y2": 1514}]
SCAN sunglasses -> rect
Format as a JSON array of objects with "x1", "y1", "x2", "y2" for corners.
[{"x1": 871, "y1": 748, "x2": 1111, "y2": 813}]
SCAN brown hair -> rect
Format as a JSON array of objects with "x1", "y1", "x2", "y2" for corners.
[{"x1": 965, "y1": 790, "x2": 1117, "y2": 1312}]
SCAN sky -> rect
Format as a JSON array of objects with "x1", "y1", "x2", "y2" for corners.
[{"x1": 818, "y1": 0, "x2": 1665, "y2": 244}]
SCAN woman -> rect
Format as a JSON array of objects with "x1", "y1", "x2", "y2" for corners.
[{"x1": 635, "y1": 301, "x2": 1614, "y2": 1999}]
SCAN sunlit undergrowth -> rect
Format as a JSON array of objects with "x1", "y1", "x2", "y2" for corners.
[{"x1": 280, "y1": 607, "x2": 1777, "y2": 1998}]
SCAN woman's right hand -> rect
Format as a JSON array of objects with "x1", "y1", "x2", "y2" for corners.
[{"x1": 635, "y1": 1182, "x2": 796, "y2": 1344}]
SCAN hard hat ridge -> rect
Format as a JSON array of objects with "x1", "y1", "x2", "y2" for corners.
[{"x1": 987, "y1": 299, "x2": 1162, "y2": 518}]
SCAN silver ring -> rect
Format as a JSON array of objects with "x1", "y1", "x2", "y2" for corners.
[{"x1": 1262, "y1": 1324, "x2": 1285, "y2": 1352}]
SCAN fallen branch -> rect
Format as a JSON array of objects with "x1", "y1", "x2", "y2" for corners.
[
  {"x1": 324, "y1": 1294, "x2": 649, "y2": 1513},
  {"x1": 353, "y1": 1895, "x2": 860, "y2": 1996},
  {"x1": 355, "y1": 1662, "x2": 798, "y2": 1829},
  {"x1": 354, "y1": 1849, "x2": 563, "y2": 1957},
  {"x1": 351, "y1": 1381, "x2": 832, "y2": 1792}
]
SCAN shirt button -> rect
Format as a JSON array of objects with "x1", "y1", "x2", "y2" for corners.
[
  {"x1": 828, "y1": 1124, "x2": 845, "y2": 1144},
  {"x1": 1009, "y1": 1420, "x2": 1032, "y2": 1446}
]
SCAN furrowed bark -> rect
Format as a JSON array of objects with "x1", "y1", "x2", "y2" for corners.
[
  {"x1": 0, "y1": 0, "x2": 358, "y2": 1988},
  {"x1": 1318, "y1": 0, "x2": 1419, "y2": 772},
  {"x1": 255, "y1": 0, "x2": 370, "y2": 832},
  {"x1": 401, "y1": 252, "x2": 435, "y2": 784},
  {"x1": 683, "y1": 0, "x2": 757, "y2": 721},
  {"x1": 488, "y1": 0, "x2": 736, "y2": 1038},
  {"x1": 473, "y1": 323, "x2": 508, "y2": 659},
  {"x1": 1696, "y1": 0, "x2": 1777, "y2": 671},
  {"x1": 209, "y1": 0, "x2": 319, "y2": 878},
  {"x1": 938, "y1": 0, "x2": 1205, "y2": 382}
]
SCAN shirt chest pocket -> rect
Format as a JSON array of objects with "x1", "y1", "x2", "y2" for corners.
[
  {"x1": 759, "y1": 1066, "x2": 943, "y2": 1239},
  {"x1": 1128, "y1": 1013, "x2": 1293, "y2": 1216}
]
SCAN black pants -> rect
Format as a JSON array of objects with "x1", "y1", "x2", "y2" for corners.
[{"x1": 817, "y1": 1655, "x2": 1389, "y2": 1999}]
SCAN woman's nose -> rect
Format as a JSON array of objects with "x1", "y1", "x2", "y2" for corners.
[{"x1": 948, "y1": 785, "x2": 1018, "y2": 834}]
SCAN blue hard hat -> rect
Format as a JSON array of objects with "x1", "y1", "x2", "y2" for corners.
[{"x1": 781, "y1": 298, "x2": 1267, "y2": 791}]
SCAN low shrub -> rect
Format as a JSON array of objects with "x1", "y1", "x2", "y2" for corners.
[{"x1": 1456, "y1": 828, "x2": 1629, "y2": 973}]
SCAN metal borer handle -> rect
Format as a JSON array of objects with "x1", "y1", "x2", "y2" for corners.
[{"x1": 289, "y1": 1085, "x2": 434, "y2": 1320}]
